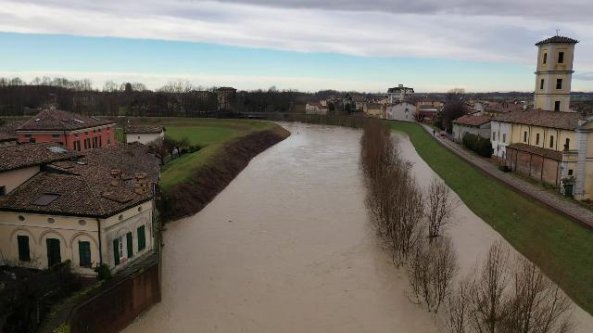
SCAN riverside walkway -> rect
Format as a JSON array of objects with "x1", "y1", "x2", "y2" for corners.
[{"x1": 421, "y1": 124, "x2": 593, "y2": 229}]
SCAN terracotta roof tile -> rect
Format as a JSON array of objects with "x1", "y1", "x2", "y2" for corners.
[
  {"x1": 17, "y1": 109, "x2": 114, "y2": 132},
  {"x1": 507, "y1": 143, "x2": 562, "y2": 161},
  {"x1": 126, "y1": 125, "x2": 164, "y2": 134},
  {"x1": 493, "y1": 110, "x2": 580, "y2": 130},
  {"x1": 0, "y1": 143, "x2": 82, "y2": 172},
  {"x1": 453, "y1": 115, "x2": 491, "y2": 127},
  {"x1": 535, "y1": 36, "x2": 579, "y2": 46},
  {"x1": 0, "y1": 143, "x2": 160, "y2": 217}
]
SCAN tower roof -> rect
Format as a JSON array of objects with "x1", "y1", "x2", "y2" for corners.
[{"x1": 535, "y1": 36, "x2": 579, "y2": 46}]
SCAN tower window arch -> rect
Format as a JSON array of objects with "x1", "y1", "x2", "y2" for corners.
[
  {"x1": 543, "y1": 53, "x2": 547, "y2": 64},
  {"x1": 558, "y1": 52, "x2": 564, "y2": 64},
  {"x1": 540, "y1": 79, "x2": 544, "y2": 90},
  {"x1": 556, "y1": 79, "x2": 563, "y2": 89}
]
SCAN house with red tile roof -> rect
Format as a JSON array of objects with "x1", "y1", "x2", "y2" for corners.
[
  {"x1": 16, "y1": 108, "x2": 116, "y2": 152},
  {"x1": 0, "y1": 144, "x2": 160, "y2": 276}
]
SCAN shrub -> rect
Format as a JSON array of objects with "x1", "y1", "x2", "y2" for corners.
[
  {"x1": 94, "y1": 264, "x2": 112, "y2": 281},
  {"x1": 462, "y1": 132, "x2": 493, "y2": 158}
]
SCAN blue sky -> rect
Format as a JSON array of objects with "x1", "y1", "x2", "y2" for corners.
[{"x1": 1, "y1": 0, "x2": 592, "y2": 92}]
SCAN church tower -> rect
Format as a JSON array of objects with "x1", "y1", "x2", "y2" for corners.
[{"x1": 534, "y1": 35, "x2": 578, "y2": 112}]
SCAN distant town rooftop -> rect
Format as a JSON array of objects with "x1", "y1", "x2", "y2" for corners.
[
  {"x1": 0, "y1": 143, "x2": 82, "y2": 172},
  {"x1": 535, "y1": 35, "x2": 579, "y2": 46},
  {"x1": 17, "y1": 108, "x2": 115, "y2": 132}
]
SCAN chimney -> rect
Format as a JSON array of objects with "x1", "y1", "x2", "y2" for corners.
[
  {"x1": 111, "y1": 169, "x2": 122, "y2": 187},
  {"x1": 135, "y1": 172, "x2": 150, "y2": 194}
]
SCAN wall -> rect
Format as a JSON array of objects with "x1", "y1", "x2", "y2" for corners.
[
  {"x1": 126, "y1": 132, "x2": 164, "y2": 145},
  {"x1": 17, "y1": 124, "x2": 116, "y2": 152},
  {"x1": 386, "y1": 103, "x2": 416, "y2": 122},
  {"x1": 68, "y1": 256, "x2": 161, "y2": 333},
  {"x1": 0, "y1": 201, "x2": 154, "y2": 275},
  {"x1": 491, "y1": 121, "x2": 512, "y2": 159},
  {"x1": 0, "y1": 211, "x2": 100, "y2": 275},
  {"x1": 506, "y1": 148, "x2": 560, "y2": 187},
  {"x1": 0, "y1": 166, "x2": 39, "y2": 194},
  {"x1": 453, "y1": 124, "x2": 491, "y2": 143}
]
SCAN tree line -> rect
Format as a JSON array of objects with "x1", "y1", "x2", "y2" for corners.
[{"x1": 360, "y1": 118, "x2": 574, "y2": 332}]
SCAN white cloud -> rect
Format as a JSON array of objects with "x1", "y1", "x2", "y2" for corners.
[{"x1": 1, "y1": 0, "x2": 592, "y2": 91}]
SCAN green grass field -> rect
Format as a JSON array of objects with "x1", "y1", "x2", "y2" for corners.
[
  {"x1": 150, "y1": 118, "x2": 276, "y2": 190},
  {"x1": 387, "y1": 120, "x2": 593, "y2": 315}
]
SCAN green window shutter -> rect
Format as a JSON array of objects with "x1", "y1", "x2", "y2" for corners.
[
  {"x1": 113, "y1": 239, "x2": 120, "y2": 266},
  {"x1": 46, "y1": 238, "x2": 61, "y2": 267},
  {"x1": 137, "y1": 226, "x2": 146, "y2": 252},
  {"x1": 79, "y1": 241, "x2": 91, "y2": 267},
  {"x1": 126, "y1": 232, "x2": 134, "y2": 258},
  {"x1": 17, "y1": 235, "x2": 30, "y2": 261}
]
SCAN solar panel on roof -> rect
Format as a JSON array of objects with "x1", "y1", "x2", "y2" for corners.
[{"x1": 32, "y1": 194, "x2": 60, "y2": 206}]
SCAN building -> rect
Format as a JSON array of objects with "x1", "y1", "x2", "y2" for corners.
[
  {"x1": 533, "y1": 36, "x2": 578, "y2": 112},
  {"x1": 217, "y1": 87, "x2": 237, "y2": 111},
  {"x1": 452, "y1": 115, "x2": 492, "y2": 143},
  {"x1": 16, "y1": 108, "x2": 116, "y2": 152},
  {"x1": 305, "y1": 102, "x2": 329, "y2": 115},
  {"x1": 126, "y1": 126, "x2": 165, "y2": 145},
  {"x1": 416, "y1": 101, "x2": 443, "y2": 122},
  {"x1": 363, "y1": 103, "x2": 384, "y2": 118},
  {"x1": 385, "y1": 102, "x2": 417, "y2": 122},
  {"x1": 387, "y1": 84, "x2": 414, "y2": 103},
  {"x1": 493, "y1": 35, "x2": 593, "y2": 199},
  {"x1": 0, "y1": 144, "x2": 160, "y2": 275},
  {"x1": 0, "y1": 132, "x2": 17, "y2": 147},
  {"x1": 0, "y1": 143, "x2": 81, "y2": 196}
]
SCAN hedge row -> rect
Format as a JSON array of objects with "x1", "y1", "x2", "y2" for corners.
[{"x1": 462, "y1": 132, "x2": 493, "y2": 157}]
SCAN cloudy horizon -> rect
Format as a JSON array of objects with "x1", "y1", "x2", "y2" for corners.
[{"x1": 1, "y1": 0, "x2": 592, "y2": 92}]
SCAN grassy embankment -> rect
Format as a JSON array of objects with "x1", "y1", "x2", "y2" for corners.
[
  {"x1": 128, "y1": 118, "x2": 289, "y2": 221},
  {"x1": 387, "y1": 120, "x2": 593, "y2": 315}
]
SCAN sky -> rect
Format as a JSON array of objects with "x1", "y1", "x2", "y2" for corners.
[{"x1": 0, "y1": 0, "x2": 592, "y2": 92}]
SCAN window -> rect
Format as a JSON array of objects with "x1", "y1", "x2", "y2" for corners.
[
  {"x1": 0, "y1": 186, "x2": 5, "y2": 196},
  {"x1": 550, "y1": 136, "x2": 554, "y2": 148},
  {"x1": 126, "y1": 232, "x2": 134, "y2": 258},
  {"x1": 492, "y1": 132, "x2": 496, "y2": 141},
  {"x1": 18, "y1": 215, "x2": 25, "y2": 221},
  {"x1": 46, "y1": 238, "x2": 61, "y2": 267},
  {"x1": 113, "y1": 238, "x2": 121, "y2": 266},
  {"x1": 51, "y1": 134, "x2": 60, "y2": 138},
  {"x1": 137, "y1": 225, "x2": 146, "y2": 252},
  {"x1": 30, "y1": 138, "x2": 36, "y2": 143},
  {"x1": 565, "y1": 138, "x2": 570, "y2": 150},
  {"x1": 536, "y1": 133, "x2": 540, "y2": 145},
  {"x1": 568, "y1": 169, "x2": 574, "y2": 176},
  {"x1": 18, "y1": 235, "x2": 30, "y2": 261},
  {"x1": 556, "y1": 79, "x2": 563, "y2": 89},
  {"x1": 503, "y1": 133, "x2": 506, "y2": 143},
  {"x1": 540, "y1": 79, "x2": 544, "y2": 90},
  {"x1": 79, "y1": 241, "x2": 91, "y2": 267},
  {"x1": 523, "y1": 131, "x2": 528, "y2": 142},
  {"x1": 543, "y1": 53, "x2": 547, "y2": 64},
  {"x1": 99, "y1": 136, "x2": 102, "y2": 147},
  {"x1": 558, "y1": 52, "x2": 564, "y2": 63},
  {"x1": 74, "y1": 140, "x2": 81, "y2": 151},
  {"x1": 554, "y1": 101, "x2": 561, "y2": 111}
]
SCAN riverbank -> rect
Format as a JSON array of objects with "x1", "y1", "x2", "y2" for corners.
[
  {"x1": 157, "y1": 119, "x2": 290, "y2": 221},
  {"x1": 387, "y1": 120, "x2": 593, "y2": 316}
]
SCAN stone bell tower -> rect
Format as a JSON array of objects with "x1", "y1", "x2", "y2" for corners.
[{"x1": 534, "y1": 35, "x2": 578, "y2": 112}]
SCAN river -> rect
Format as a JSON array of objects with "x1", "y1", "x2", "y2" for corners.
[{"x1": 124, "y1": 122, "x2": 593, "y2": 332}]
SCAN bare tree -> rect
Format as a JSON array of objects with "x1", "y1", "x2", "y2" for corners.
[
  {"x1": 407, "y1": 237, "x2": 457, "y2": 313},
  {"x1": 448, "y1": 278, "x2": 472, "y2": 333},
  {"x1": 427, "y1": 178, "x2": 453, "y2": 241},
  {"x1": 468, "y1": 241, "x2": 510, "y2": 333},
  {"x1": 500, "y1": 257, "x2": 574, "y2": 333}
]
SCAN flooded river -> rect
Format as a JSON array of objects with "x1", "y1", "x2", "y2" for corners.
[{"x1": 124, "y1": 123, "x2": 593, "y2": 332}]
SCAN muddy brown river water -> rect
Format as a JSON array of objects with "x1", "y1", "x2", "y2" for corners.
[{"x1": 124, "y1": 122, "x2": 593, "y2": 332}]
